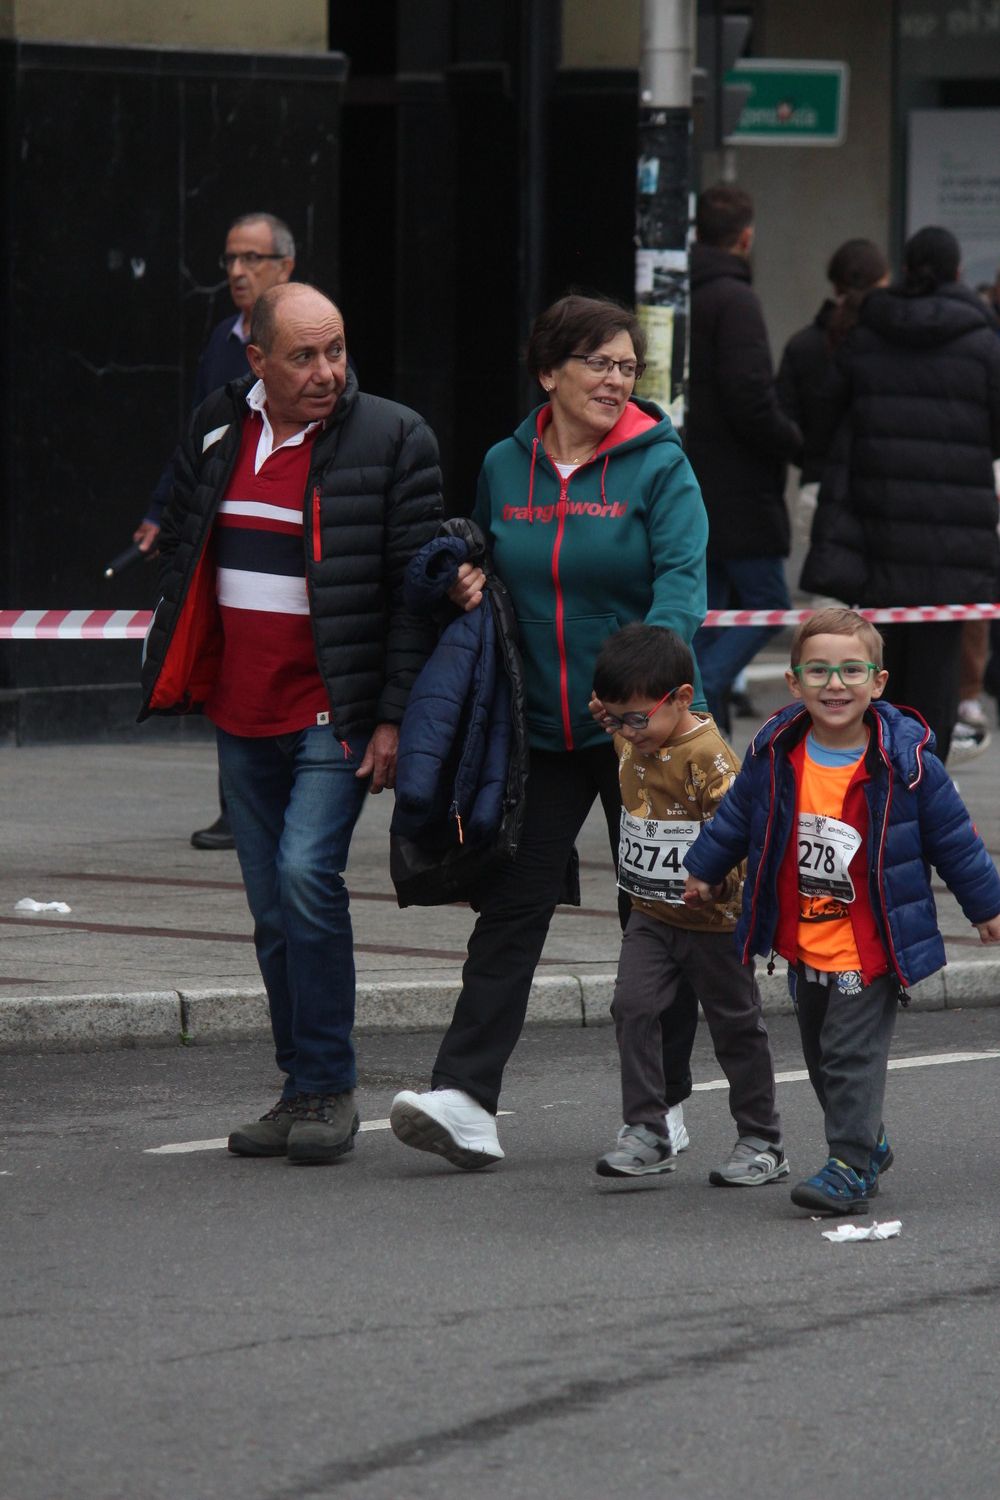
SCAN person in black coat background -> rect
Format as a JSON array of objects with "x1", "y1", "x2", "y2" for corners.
[
  {"x1": 814, "y1": 226, "x2": 1000, "y2": 762},
  {"x1": 777, "y1": 238, "x2": 889, "y2": 542},
  {"x1": 686, "y1": 184, "x2": 803, "y2": 733}
]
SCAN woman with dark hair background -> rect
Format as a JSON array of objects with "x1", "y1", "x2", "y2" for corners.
[
  {"x1": 777, "y1": 237, "x2": 889, "y2": 542},
  {"x1": 810, "y1": 226, "x2": 1000, "y2": 762},
  {"x1": 389, "y1": 292, "x2": 710, "y2": 1170}
]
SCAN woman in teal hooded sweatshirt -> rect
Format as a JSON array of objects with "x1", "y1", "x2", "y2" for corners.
[{"x1": 391, "y1": 293, "x2": 709, "y2": 1169}]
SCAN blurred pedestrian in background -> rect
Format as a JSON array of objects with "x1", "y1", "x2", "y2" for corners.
[
  {"x1": 807, "y1": 226, "x2": 1000, "y2": 764},
  {"x1": 686, "y1": 183, "x2": 803, "y2": 735},
  {"x1": 777, "y1": 238, "x2": 889, "y2": 547}
]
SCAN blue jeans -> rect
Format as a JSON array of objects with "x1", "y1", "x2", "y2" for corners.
[
  {"x1": 217, "y1": 725, "x2": 370, "y2": 1097},
  {"x1": 693, "y1": 556, "x2": 791, "y2": 729}
]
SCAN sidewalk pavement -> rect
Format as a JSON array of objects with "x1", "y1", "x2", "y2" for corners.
[{"x1": 2, "y1": 670, "x2": 999, "y2": 1052}]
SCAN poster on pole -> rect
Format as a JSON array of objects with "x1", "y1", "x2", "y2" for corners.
[
  {"x1": 907, "y1": 109, "x2": 1000, "y2": 288},
  {"x1": 635, "y1": 249, "x2": 687, "y2": 429}
]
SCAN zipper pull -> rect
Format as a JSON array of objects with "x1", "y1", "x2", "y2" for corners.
[
  {"x1": 450, "y1": 801, "x2": 464, "y2": 845},
  {"x1": 340, "y1": 739, "x2": 351, "y2": 759},
  {"x1": 766, "y1": 951, "x2": 776, "y2": 977}
]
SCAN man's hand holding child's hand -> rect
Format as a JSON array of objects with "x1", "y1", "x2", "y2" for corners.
[
  {"x1": 975, "y1": 914, "x2": 1000, "y2": 944},
  {"x1": 683, "y1": 875, "x2": 722, "y2": 907}
]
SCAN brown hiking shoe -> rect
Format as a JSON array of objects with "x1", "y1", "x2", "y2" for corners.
[
  {"x1": 227, "y1": 1098, "x2": 297, "y2": 1157},
  {"x1": 286, "y1": 1091, "x2": 360, "y2": 1165}
]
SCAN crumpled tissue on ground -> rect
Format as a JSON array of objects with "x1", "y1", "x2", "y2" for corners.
[
  {"x1": 15, "y1": 898, "x2": 72, "y2": 914},
  {"x1": 822, "y1": 1220, "x2": 901, "y2": 1243}
]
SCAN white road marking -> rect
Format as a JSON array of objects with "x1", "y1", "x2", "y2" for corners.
[
  {"x1": 144, "y1": 1055, "x2": 1000, "y2": 1153},
  {"x1": 691, "y1": 1049, "x2": 1000, "y2": 1092},
  {"x1": 145, "y1": 1110, "x2": 514, "y2": 1155}
]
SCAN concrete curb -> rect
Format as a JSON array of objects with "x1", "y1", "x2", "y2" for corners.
[{"x1": 0, "y1": 960, "x2": 997, "y2": 1052}]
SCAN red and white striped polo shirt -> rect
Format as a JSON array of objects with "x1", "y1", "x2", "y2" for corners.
[{"x1": 203, "y1": 393, "x2": 329, "y2": 736}]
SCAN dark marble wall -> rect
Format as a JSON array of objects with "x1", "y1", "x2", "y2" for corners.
[{"x1": 0, "y1": 41, "x2": 346, "y2": 740}]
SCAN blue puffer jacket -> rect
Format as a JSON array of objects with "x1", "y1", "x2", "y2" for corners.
[
  {"x1": 684, "y1": 700, "x2": 1000, "y2": 986},
  {"x1": 389, "y1": 522, "x2": 528, "y2": 907},
  {"x1": 392, "y1": 534, "x2": 511, "y2": 846}
]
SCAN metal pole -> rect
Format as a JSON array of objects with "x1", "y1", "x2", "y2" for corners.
[{"x1": 635, "y1": 0, "x2": 695, "y2": 431}]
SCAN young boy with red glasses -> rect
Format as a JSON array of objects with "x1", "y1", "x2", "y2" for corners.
[
  {"x1": 590, "y1": 622, "x2": 785, "y2": 1184},
  {"x1": 684, "y1": 607, "x2": 1000, "y2": 1214}
]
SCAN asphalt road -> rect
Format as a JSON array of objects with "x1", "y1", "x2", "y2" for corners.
[{"x1": 4, "y1": 1009, "x2": 1000, "y2": 1500}]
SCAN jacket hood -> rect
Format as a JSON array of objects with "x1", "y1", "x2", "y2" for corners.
[
  {"x1": 749, "y1": 698, "x2": 934, "y2": 787},
  {"x1": 860, "y1": 282, "x2": 995, "y2": 349},
  {"x1": 512, "y1": 396, "x2": 682, "y2": 458},
  {"x1": 690, "y1": 242, "x2": 752, "y2": 290}
]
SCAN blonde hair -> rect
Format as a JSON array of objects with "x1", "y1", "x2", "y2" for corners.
[{"x1": 790, "y1": 607, "x2": 884, "y2": 668}]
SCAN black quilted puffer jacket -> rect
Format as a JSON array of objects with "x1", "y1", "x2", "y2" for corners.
[
  {"x1": 138, "y1": 370, "x2": 443, "y2": 739},
  {"x1": 816, "y1": 283, "x2": 1000, "y2": 608}
]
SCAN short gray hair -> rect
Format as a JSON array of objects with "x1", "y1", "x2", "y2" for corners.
[{"x1": 228, "y1": 212, "x2": 296, "y2": 261}]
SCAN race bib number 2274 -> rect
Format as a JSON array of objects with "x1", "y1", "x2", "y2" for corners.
[{"x1": 617, "y1": 811, "x2": 699, "y2": 905}]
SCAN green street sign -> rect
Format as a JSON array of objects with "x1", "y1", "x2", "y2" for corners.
[{"x1": 725, "y1": 60, "x2": 849, "y2": 146}]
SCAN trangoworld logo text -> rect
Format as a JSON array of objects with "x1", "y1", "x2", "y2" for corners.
[{"x1": 502, "y1": 500, "x2": 629, "y2": 522}]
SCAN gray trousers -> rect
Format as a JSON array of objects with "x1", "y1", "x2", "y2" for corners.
[
  {"x1": 790, "y1": 965, "x2": 899, "y2": 1172},
  {"x1": 612, "y1": 911, "x2": 781, "y2": 1144}
]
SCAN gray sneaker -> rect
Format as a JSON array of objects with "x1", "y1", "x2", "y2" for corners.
[
  {"x1": 227, "y1": 1097, "x2": 298, "y2": 1157},
  {"x1": 709, "y1": 1136, "x2": 789, "y2": 1187},
  {"x1": 596, "y1": 1124, "x2": 677, "y2": 1178},
  {"x1": 286, "y1": 1091, "x2": 360, "y2": 1165}
]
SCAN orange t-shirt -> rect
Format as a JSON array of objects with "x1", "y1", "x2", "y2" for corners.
[{"x1": 795, "y1": 748, "x2": 864, "y2": 972}]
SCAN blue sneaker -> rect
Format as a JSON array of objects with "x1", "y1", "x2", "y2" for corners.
[
  {"x1": 870, "y1": 1130, "x2": 894, "y2": 1178},
  {"x1": 790, "y1": 1157, "x2": 870, "y2": 1215}
]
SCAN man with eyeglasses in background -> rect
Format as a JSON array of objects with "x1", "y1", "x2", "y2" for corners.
[{"x1": 133, "y1": 213, "x2": 295, "y2": 849}]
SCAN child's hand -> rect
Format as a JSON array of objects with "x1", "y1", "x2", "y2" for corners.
[
  {"x1": 683, "y1": 875, "x2": 721, "y2": 907},
  {"x1": 975, "y1": 914, "x2": 1000, "y2": 944}
]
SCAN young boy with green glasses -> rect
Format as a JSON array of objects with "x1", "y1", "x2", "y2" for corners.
[{"x1": 684, "y1": 607, "x2": 1000, "y2": 1214}]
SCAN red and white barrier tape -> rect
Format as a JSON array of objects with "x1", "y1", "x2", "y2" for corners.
[
  {"x1": 4, "y1": 601, "x2": 1000, "y2": 641},
  {"x1": 0, "y1": 609, "x2": 153, "y2": 640}
]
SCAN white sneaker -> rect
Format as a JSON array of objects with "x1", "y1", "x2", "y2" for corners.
[
  {"x1": 958, "y1": 697, "x2": 989, "y2": 730},
  {"x1": 948, "y1": 723, "x2": 990, "y2": 765},
  {"x1": 664, "y1": 1103, "x2": 690, "y2": 1153},
  {"x1": 390, "y1": 1088, "x2": 505, "y2": 1170}
]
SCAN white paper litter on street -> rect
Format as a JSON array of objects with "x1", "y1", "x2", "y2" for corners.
[
  {"x1": 15, "y1": 898, "x2": 72, "y2": 914},
  {"x1": 822, "y1": 1220, "x2": 902, "y2": 1243}
]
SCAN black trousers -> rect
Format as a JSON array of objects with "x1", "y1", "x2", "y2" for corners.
[
  {"x1": 881, "y1": 621, "x2": 963, "y2": 763},
  {"x1": 432, "y1": 744, "x2": 699, "y2": 1113}
]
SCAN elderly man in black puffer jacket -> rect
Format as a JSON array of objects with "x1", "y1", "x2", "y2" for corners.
[{"x1": 140, "y1": 283, "x2": 442, "y2": 1164}]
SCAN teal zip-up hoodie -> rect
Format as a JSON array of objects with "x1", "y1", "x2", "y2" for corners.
[{"x1": 473, "y1": 397, "x2": 708, "y2": 752}]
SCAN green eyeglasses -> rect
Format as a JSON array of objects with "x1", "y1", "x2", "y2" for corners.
[{"x1": 793, "y1": 660, "x2": 880, "y2": 688}]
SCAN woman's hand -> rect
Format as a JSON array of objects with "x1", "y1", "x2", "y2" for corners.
[
  {"x1": 589, "y1": 692, "x2": 615, "y2": 736},
  {"x1": 447, "y1": 562, "x2": 486, "y2": 613}
]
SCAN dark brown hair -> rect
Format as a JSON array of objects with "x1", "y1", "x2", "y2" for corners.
[
  {"x1": 903, "y1": 225, "x2": 961, "y2": 296},
  {"x1": 525, "y1": 294, "x2": 645, "y2": 380},
  {"x1": 695, "y1": 183, "x2": 754, "y2": 249},
  {"x1": 825, "y1": 238, "x2": 889, "y2": 348}
]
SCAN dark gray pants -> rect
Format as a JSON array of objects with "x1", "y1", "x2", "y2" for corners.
[
  {"x1": 790, "y1": 966, "x2": 899, "y2": 1172},
  {"x1": 612, "y1": 912, "x2": 781, "y2": 1144}
]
